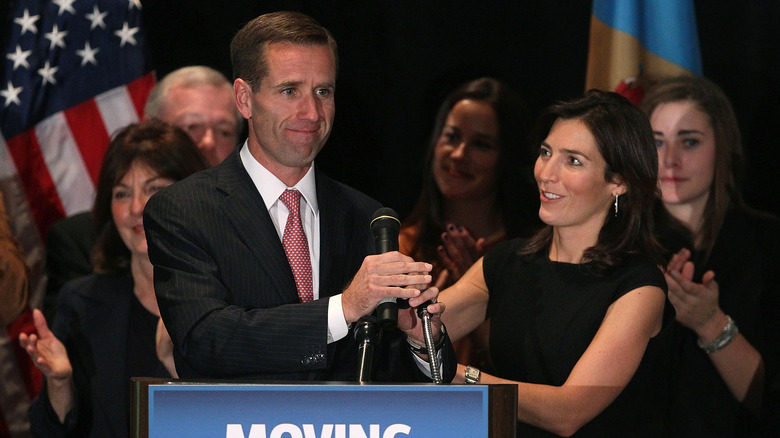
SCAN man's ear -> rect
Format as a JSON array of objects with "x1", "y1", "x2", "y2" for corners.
[{"x1": 234, "y1": 78, "x2": 253, "y2": 120}]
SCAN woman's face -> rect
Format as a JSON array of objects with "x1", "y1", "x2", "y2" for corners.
[
  {"x1": 650, "y1": 100, "x2": 716, "y2": 212},
  {"x1": 111, "y1": 161, "x2": 175, "y2": 259},
  {"x1": 432, "y1": 99, "x2": 501, "y2": 202},
  {"x1": 534, "y1": 118, "x2": 622, "y2": 233}
]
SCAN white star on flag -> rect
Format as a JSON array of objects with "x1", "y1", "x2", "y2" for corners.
[
  {"x1": 76, "y1": 42, "x2": 100, "y2": 66},
  {"x1": 6, "y1": 45, "x2": 32, "y2": 70},
  {"x1": 14, "y1": 9, "x2": 39, "y2": 35},
  {"x1": 1, "y1": 81, "x2": 23, "y2": 107},
  {"x1": 114, "y1": 22, "x2": 139, "y2": 47},
  {"x1": 85, "y1": 5, "x2": 108, "y2": 30},
  {"x1": 53, "y1": 0, "x2": 77, "y2": 16},
  {"x1": 38, "y1": 61, "x2": 58, "y2": 85},
  {"x1": 44, "y1": 24, "x2": 68, "y2": 50}
]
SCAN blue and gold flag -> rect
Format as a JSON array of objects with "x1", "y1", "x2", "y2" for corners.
[{"x1": 585, "y1": 0, "x2": 703, "y2": 103}]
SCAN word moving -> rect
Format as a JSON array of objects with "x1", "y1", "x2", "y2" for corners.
[{"x1": 225, "y1": 423, "x2": 412, "y2": 438}]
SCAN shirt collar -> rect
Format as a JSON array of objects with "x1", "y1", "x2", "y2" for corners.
[{"x1": 239, "y1": 141, "x2": 319, "y2": 214}]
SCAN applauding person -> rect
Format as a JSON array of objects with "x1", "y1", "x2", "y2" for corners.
[
  {"x1": 20, "y1": 121, "x2": 208, "y2": 437},
  {"x1": 643, "y1": 75, "x2": 780, "y2": 437}
]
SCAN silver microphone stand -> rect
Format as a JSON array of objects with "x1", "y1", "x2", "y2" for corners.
[{"x1": 419, "y1": 307, "x2": 443, "y2": 384}]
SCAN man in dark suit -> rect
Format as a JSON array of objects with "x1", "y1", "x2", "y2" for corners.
[{"x1": 144, "y1": 11, "x2": 454, "y2": 382}]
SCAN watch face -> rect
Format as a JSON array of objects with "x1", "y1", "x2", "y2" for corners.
[{"x1": 465, "y1": 366, "x2": 480, "y2": 384}]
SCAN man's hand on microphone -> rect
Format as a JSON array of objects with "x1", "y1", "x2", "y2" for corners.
[{"x1": 341, "y1": 252, "x2": 432, "y2": 324}]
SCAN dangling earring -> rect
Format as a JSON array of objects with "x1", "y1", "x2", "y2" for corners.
[{"x1": 614, "y1": 195, "x2": 619, "y2": 217}]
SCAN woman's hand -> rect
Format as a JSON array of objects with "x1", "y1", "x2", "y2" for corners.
[
  {"x1": 665, "y1": 249, "x2": 765, "y2": 410},
  {"x1": 18, "y1": 308, "x2": 74, "y2": 423},
  {"x1": 18, "y1": 309, "x2": 72, "y2": 381},
  {"x1": 438, "y1": 224, "x2": 486, "y2": 285},
  {"x1": 665, "y1": 248, "x2": 723, "y2": 334},
  {"x1": 399, "y1": 286, "x2": 446, "y2": 358}
]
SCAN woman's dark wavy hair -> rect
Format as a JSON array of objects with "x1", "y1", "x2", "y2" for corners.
[
  {"x1": 91, "y1": 120, "x2": 208, "y2": 274},
  {"x1": 522, "y1": 90, "x2": 666, "y2": 272},
  {"x1": 402, "y1": 77, "x2": 541, "y2": 265}
]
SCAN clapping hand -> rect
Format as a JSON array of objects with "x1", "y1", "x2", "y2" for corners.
[
  {"x1": 438, "y1": 224, "x2": 486, "y2": 286},
  {"x1": 665, "y1": 248, "x2": 722, "y2": 331}
]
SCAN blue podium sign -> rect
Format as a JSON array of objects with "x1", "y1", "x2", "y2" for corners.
[{"x1": 144, "y1": 383, "x2": 489, "y2": 438}]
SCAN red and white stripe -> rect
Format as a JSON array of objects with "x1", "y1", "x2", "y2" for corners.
[
  {"x1": 0, "y1": 71, "x2": 155, "y2": 311},
  {"x1": 0, "y1": 71, "x2": 154, "y2": 437}
]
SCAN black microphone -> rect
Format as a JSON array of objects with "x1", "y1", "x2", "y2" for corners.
[{"x1": 370, "y1": 207, "x2": 400, "y2": 328}]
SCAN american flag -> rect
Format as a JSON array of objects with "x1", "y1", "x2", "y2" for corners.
[
  {"x1": 0, "y1": 1, "x2": 153, "y2": 434},
  {"x1": 0, "y1": 0, "x2": 154, "y2": 298}
]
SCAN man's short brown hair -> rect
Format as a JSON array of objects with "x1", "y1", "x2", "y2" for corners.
[{"x1": 230, "y1": 11, "x2": 339, "y2": 91}]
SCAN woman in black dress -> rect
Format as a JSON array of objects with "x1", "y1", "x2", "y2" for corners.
[
  {"x1": 642, "y1": 75, "x2": 780, "y2": 437},
  {"x1": 438, "y1": 90, "x2": 672, "y2": 437}
]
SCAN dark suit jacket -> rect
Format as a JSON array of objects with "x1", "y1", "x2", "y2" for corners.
[
  {"x1": 44, "y1": 211, "x2": 96, "y2": 319},
  {"x1": 28, "y1": 274, "x2": 170, "y2": 438},
  {"x1": 144, "y1": 148, "x2": 454, "y2": 382}
]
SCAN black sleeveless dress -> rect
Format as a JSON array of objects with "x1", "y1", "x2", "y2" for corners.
[{"x1": 483, "y1": 239, "x2": 672, "y2": 437}]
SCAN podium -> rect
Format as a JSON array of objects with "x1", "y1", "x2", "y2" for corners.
[{"x1": 132, "y1": 378, "x2": 517, "y2": 437}]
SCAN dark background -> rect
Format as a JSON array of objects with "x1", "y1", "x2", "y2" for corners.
[{"x1": 144, "y1": 1, "x2": 779, "y2": 219}]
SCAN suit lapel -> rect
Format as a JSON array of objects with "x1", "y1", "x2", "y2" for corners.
[
  {"x1": 317, "y1": 172, "x2": 353, "y2": 299},
  {"x1": 215, "y1": 151, "x2": 298, "y2": 301}
]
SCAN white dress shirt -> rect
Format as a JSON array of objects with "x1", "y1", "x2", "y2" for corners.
[
  {"x1": 240, "y1": 143, "x2": 348, "y2": 343},
  {"x1": 239, "y1": 143, "x2": 440, "y2": 375}
]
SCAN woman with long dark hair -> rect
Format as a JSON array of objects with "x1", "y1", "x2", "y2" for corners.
[
  {"x1": 643, "y1": 75, "x2": 780, "y2": 437},
  {"x1": 400, "y1": 78, "x2": 540, "y2": 370},
  {"x1": 439, "y1": 90, "x2": 673, "y2": 436}
]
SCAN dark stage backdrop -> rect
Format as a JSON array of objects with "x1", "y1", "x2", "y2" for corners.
[{"x1": 140, "y1": 1, "x2": 779, "y2": 219}]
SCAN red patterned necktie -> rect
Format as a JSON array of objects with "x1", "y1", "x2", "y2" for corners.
[{"x1": 279, "y1": 189, "x2": 314, "y2": 302}]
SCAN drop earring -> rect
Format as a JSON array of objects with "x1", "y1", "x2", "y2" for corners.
[{"x1": 614, "y1": 195, "x2": 619, "y2": 217}]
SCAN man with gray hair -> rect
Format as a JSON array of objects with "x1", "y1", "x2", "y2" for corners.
[
  {"x1": 145, "y1": 65, "x2": 242, "y2": 167},
  {"x1": 45, "y1": 66, "x2": 242, "y2": 316}
]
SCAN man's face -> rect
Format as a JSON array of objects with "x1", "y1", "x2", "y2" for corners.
[
  {"x1": 159, "y1": 83, "x2": 239, "y2": 167},
  {"x1": 236, "y1": 42, "x2": 336, "y2": 183}
]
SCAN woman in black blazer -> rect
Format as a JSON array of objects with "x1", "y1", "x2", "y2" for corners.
[{"x1": 19, "y1": 120, "x2": 208, "y2": 437}]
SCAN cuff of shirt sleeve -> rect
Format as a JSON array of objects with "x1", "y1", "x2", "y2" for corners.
[
  {"x1": 327, "y1": 294, "x2": 348, "y2": 343},
  {"x1": 411, "y1": 348, "x2": 444, "y2": 379}
]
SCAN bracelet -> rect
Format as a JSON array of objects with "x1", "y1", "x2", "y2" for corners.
[
  {"x1": 406, "y1": 324, "x2": 447, "y2": 355},
  {"x1": 464, "y1": 365, "x2": 481, "y2": 384},
  {"x1": 697, "y1": 315, "x2": 739, "y2": 354}
]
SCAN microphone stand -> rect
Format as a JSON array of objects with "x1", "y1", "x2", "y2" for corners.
[
  {"x1": 355, "y1": 303, "x2": 443, "y2": 384},
  {"x1": 418, "y1": 306, "x2": 443, "y2": 384},
  {"x1": 357, "y1": 208, "x2": 403, "y2": 383},
  {"x1": 354, "y1": 315, "x2": 382, "y2": 383}
]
